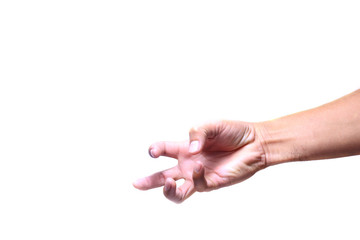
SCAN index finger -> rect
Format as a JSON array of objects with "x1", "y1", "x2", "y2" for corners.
[{"x1": 148, "y1": 141, "x2": 182, "y2": 159}]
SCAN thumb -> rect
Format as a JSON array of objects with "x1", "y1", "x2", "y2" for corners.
[
  {"x1": 188, "y1": 125, "x2": 207, "y2": 154},
  {"x1": 188, "y1": 121, "x2": 221, "y2": 154}
]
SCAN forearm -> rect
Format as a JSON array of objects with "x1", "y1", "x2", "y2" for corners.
[{"x1": 258, "y1": 90, "x2": 360, "y2": 166}]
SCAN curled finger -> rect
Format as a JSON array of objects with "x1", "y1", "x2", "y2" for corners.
[{"x1": 163, "y1": 178, "x2": 195, "y2": 204}]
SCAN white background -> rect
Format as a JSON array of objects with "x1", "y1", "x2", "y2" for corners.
[{"x1": 0, "y1": 0, "x2": 359, "y2": 239}]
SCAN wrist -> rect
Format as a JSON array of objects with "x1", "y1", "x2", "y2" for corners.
[{"x1": 254, "y1": 120, "x2": 297, "y2": 167}]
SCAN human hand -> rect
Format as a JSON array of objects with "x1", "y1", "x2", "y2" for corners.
[{"x1": 133, "y1": 120, "x2": 267, "y2": 203}]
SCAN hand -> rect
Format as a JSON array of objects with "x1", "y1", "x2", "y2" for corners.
[{"x1": 133, "y1": 120, "x2": 267, "y2": 203}]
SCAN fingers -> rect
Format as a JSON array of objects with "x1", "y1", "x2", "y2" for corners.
[
  {"x1": 134, "y1": 141, "x2": 181, "y2": 190},
  {"x1": 148, "y1": 141, "x2": 181, "y2": 159},
  {"x1": 133, "y1": 167, "x2": 180, "y2": 190},
  {"x1": 192, "y1": 161, "x2": 208, "y2": 192},
  {"x1": 162, "y1": 161, "x2": 208, "y2": 203},
  {"x1": 136, "y1": 162, "x2": 210, "y2": 203},
  {"x1": 163, "y1": 178, "x2": 195, "y2": 204}
]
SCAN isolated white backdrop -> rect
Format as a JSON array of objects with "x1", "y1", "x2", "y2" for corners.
[{"x1": 0, "y1": 0, "x2": 359, "y2": 239}]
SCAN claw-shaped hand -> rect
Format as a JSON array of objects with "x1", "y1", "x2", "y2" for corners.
[{"x1": 133, "y1": 120, "x2": 267, "y2": 203}]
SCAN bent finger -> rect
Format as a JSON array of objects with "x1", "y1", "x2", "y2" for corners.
[
  {"x1": 192, "y1": 161, "x2": 208, "y2": 192},
  {"x1": 148, "y1": 141, "x2": 181, "y2": 159},
  {"x1": 163, "y1": 179, "x2": 195, "y2": 204},
  {"x1": 133, "y1": 167, "x2": 180, "y2": 190}
]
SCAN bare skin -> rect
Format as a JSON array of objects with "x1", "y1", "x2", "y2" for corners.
[{"x1": 133, "y1": 89, "x2": 360, "y2": 203}]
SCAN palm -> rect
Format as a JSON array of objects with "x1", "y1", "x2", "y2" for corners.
[
  {"x1": 133, "y1": 121, "x2": 266, "y2": 203},
  {"x1": 177, "y1": 137, "x2": 265, "y2": 191}
]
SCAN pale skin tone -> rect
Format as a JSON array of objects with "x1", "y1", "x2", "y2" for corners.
[{"x1": 133, "y1": 89, "x2": 360, "y2": 203}]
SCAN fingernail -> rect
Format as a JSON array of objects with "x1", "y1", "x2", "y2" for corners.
[
  {"x1": 194, "y1": 164, "x2": 202, "y2": 173},
  {"x1": 149, "y1": 149, "x2": 156, "y2": 158},
  {"x1": 189, "y1": 141, "x2": 199, "y2": 153}
]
